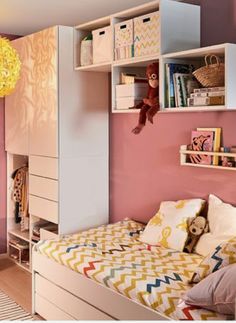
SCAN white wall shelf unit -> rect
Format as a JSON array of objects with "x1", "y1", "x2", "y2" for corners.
[
  {"x1": 180, "y1": 145, "x2": 236, "y2": 171},
  {"x1": 160, "y1": 43, "x2": 236, "y2": 112},
  {"x1": 74, "y1": 0, "x2": 200, "y2": 113}
]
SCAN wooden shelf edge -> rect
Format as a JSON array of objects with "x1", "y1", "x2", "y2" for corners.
[
  {"x1": 181, "y1": 162, "x2": 236, "y2": 171},
  {"x1": 180, "y1": 150, "x2": 236, "y2": 158}
]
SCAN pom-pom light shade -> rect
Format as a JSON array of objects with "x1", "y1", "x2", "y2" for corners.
[{"x1": 0, "y1": 37, "x2": 21, "y2": 97}]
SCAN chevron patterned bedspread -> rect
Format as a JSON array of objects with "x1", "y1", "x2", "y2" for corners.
[{"x1": 36, "y1": 219, "x2": 228, "y2": 320}]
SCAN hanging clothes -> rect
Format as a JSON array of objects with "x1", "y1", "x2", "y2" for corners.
[{"x1": 12, "y1": 166, "x2": 29, "y2": 230}]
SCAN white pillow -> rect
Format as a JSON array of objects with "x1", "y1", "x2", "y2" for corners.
[
  {"x1": 195, "y1": 194, "x2": 236, "y2": 256},
  {"x1": 139, "y1": 199, "x2": 205, "y2": 251}
]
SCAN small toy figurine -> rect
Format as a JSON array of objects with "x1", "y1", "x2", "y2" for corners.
[{"x1": 132, "y1": 62, "x2": 159, "y2": 134}]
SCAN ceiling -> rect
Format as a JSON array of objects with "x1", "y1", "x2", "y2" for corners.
[{"x1": 0, "y1": 0, "x2": 153, "y2": 36}]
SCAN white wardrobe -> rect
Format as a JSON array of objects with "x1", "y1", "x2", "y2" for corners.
[{"x1": 5, "y1": 26, "x2": 109, "y2": 270}]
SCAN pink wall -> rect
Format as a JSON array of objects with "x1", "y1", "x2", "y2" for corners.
[
  {"x1": 0, "y1": 34, "x2": 18, "y2": 254},
  {"x1": 110, "y1": 1, "x2": 236, "y2": 223}
]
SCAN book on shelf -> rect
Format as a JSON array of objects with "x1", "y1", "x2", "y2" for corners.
[
  {"x1": 188, "y1": 95, "x2": 225, "y2": 106},
  {"x1": 190, "y1": 91, "x2": 225, "y2": 98},
  {"x1": 194, "y1": 86, "x2": 225, "y2": 93},
  {"x1": 190, "y1": 130, "x2": 214, "y2": 165},
  {"x1": 165, "y1": 63, "x2": 194, "y2": 108},
  {"x1": 173, "y1": 73, "x2": 195, "y2": 107},
  {"x1": 120, "y1": 73, "x2": 147, "y2": 85},
  {"x1": 197, "y1": 127, "x2": 221, "y2": 165}
]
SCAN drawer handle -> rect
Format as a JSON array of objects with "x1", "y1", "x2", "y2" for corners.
[
  {"x1": 143, "y1": 17, "x2": 151, "y2": 23},
  {"x1": 120, "y1": 24, "x2": 127, "y2": 30},
  {"x1": 99, "y1": 31, "x2": 105, "y2": 35}
]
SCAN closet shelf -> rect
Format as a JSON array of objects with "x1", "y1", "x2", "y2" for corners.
[
  {"x1": 9, "y1": 229, "x2": 30, "y2": 242},
  {"x1": 159, "y1": 106, "x2": 234, "y2": 113}
]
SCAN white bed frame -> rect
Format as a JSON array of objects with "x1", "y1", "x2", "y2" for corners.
[{"x1": 32, "y1": 250, "x2": 170, "y2": 320}]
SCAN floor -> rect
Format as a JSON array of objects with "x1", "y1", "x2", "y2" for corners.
[{"x1": 0, "y1": 257, "x2": 33, "y2": 314}]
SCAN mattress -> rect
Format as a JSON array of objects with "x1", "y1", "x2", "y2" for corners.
[{"x1": 36, "y1": 219, "x2": 228, "y2": 320}]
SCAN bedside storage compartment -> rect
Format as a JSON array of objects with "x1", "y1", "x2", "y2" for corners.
[
  {"x1": 29, "y1": 195, "x2": 58, "y2": 224},
  {"x1": 29, "y1": 175, "x2": 58, "y2": 202},
  {"x1": 29, "y1": 156, "x2": 58, "y2": 180},
  {"x1": 35, "y1": 274, "x2": 114, "y2": 320},
  {"x1": 40, "y1": 228, "x2": 58, "y2": 240}
]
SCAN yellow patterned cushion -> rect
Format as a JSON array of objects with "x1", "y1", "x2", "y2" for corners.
[
  {"x1": 191, "y1": 236, "x2": 236, "y2": 283},
  {"x1": 139, "y1": 199, "x2": 205, "y2": 251}
]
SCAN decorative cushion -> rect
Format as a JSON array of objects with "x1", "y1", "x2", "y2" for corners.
[
  {"x1": 139, "y1": 199, "x2": 205, "y2": 251},
  {"x1": 195, "y1": 194, "x2": 236, "y2": 256},
  {"x1": 191, "y1": 236, "x2": 236, "y2": 283},
  {"x1": 183, "y1": 264, "x2": 236, "y2": 315}
]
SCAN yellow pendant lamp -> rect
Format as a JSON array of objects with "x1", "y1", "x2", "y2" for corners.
[{"x1": 0, "y1": 37, "x2": 21, "y2": 97}]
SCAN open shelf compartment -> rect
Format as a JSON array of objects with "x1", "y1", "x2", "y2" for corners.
[{"x1": 160, "y1": 43, "x2": 236, "y2": 112}]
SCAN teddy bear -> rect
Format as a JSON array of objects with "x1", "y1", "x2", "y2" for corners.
[{"x1": 184, "y1": 216, "x2": 209, "y2": 253}]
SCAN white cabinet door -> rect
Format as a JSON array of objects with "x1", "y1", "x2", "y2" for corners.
[
  {"x1": 28, "y1": 27, "x2": 58, "y2": 158},
  {"x1": 5, "y1": 36, "x2": 32, "y2": 155}
]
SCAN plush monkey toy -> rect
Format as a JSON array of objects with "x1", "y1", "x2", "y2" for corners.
[{"x1": 132, "y1": 62, "x2": 159, "y2": 134}]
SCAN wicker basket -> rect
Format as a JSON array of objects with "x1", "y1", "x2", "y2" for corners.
[{"x1": 193, "y1": 55, "x2": 225, "y2": 87}]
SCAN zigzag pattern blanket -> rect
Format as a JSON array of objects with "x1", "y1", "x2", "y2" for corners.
[{"x1": 36, "y1": 219, "x2": 228, "y2": 320}]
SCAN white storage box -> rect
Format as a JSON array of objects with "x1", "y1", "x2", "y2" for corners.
[
  {"x1": 92, "y1": 26, "x2": 112, "y2": 64},
  {"x1": 134, "y1": 11, "x2": 160, "y2": 57},
  {"x1": 116, "y1": 97, "x2": 143, "y2": 110},
  {"x1": 116, "y1": 83, "x2": 148, "y2": 98},
  {"x1": 115, "y1": 19, "x2": 134, "y2": 60},
  {"x1": 80, "y1": 39, "x2": 93, "y2": 66}
]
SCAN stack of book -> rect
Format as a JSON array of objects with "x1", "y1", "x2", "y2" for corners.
[
  {"x1": 165, "y1": 63, "x2": 198, "y2": 108},
  {"x1": 188, "y1": 87, "x2": 225, "y2": 107},
  {"x1": 189, "y1": 127, "x2": 221, "y2": 165},
  {"x1": 116, "y1": 73, "x2": 148, "y2": 110}
]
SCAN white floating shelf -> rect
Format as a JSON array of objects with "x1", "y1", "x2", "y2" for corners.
[
  {"x1": 75, "y1": 62, "x2": 111, "y2": 72},
  {"x1": 180, "y1": 145, "x2": 236, "y2": 171},
  {"x1": 159, "y1": 106, "x2": 233, "y2": 113},
  {"x1": 112, "y1": 109, "x2": 140, "y2": 114},
  {"x1": 113, "y1": 55, "x2": 159, "y2": 68}
]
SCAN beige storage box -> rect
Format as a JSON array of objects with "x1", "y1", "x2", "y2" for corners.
[
  {"x1": 116, "y1": 83, "x2": 148, "y2": 98},
  {"x1": 92, "y1": 26, "x2": 112, "y2": 64},
  {"x1": 114, "y1": 19, "x2": 134, "y2": 60},
  {"x1": 116, "y1": 97, "x2": 142, "y2": 110},
  {"x1": 134, "y1": 11, "x2": 160, "y2": 57}
]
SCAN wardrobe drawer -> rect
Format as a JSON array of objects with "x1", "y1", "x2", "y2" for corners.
[
  {"x1": 29, "y1": 195, "x2": 58, "y2": 224},
  {"x1": 35, "y1": 274, "x2": 113, "y2": 320},
  {"x1": 29, "y1": 155, "x2": 58, "y2": 180},
  {"x1": 35, "y1": 293, "x2": 75, "y2": 320},
  {"x1": 29, "y1": 175, "x2": 58, "y2": 202}
]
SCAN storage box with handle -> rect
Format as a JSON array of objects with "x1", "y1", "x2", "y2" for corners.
[
  {"x1": 115, "y1": 19, "x2": 134, "y2": 60},
  {"x1": 134, "y1": 11, "x2": 160, "y2": 57},
  {"x1": 92, "y1": 26, "x2": 112, "y2": 64}
]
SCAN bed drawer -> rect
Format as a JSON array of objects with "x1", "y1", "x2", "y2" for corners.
[
  {"x1": 35, "y1": 293, "x2": 75, "y2": 320},
  {"x1": 29, "y1": 175, "x2": 58, "y2": 202},
  {"x1": 35, "y1": 274, "x2": 114, "y2": 320},
  {"x1": 29, "y1": 155, "x2": 58, "y2": 180},
  {"x1": 29, "y1": 195, "x2": 58, "y2": 224}
]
